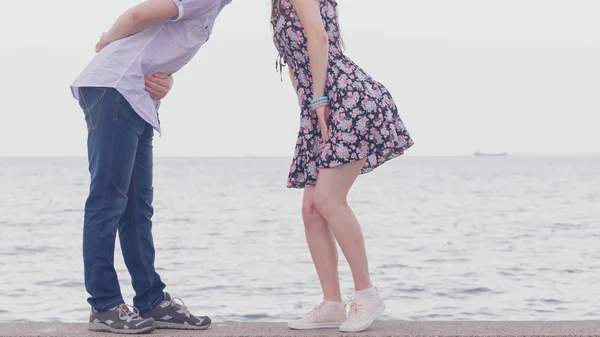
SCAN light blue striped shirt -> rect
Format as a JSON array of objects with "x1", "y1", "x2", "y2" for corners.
[{"x1": 71, "y1": 0, "x2": 232, "y2": 133}]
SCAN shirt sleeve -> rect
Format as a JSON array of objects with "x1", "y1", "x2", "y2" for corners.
[{"x1": 170, "y1": 0, "x2": 218, "y2": 21}]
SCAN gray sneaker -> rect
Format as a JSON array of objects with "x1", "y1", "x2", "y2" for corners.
[
  {"x1": 88, "y1": 304, "x2": 156, "y2": 334},
  {"x1": 141, "y1": 292, "x2": 211, "y2": 330}
]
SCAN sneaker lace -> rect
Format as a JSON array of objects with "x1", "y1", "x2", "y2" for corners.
[
  {"x1": 347, "y1": 296, "x2": 363, "y2": 318},
  {"x1": 169, "y1": 297, "x2": 192, "y2": 317},
  {"x1": 115, "y1": 304, "x2": 141, "y2": 323},
  {"x1": 308, "y1": 301, "x2": 326, "y2": 322}
]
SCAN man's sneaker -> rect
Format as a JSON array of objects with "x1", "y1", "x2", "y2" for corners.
[
  {"x1": 141, "y1": 292, "x2": 211, "y2": 330},
  {"x1": 88, "y1": 304, "x2": 156, "y2": 334},
  {"x1": 287, "y1": 300, "x2": 347, "y2": 330},
  {"x1": 339, "y1": 288, "x2": 386, "y2": 332}
]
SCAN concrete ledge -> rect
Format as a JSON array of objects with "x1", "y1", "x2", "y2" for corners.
[{"x1": 1, "y1": 321, "x2": 600, "y2": 337}]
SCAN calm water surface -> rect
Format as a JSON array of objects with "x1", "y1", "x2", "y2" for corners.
[{"x1": 0, "y1": 156, "x2": 599, "y2": 323}]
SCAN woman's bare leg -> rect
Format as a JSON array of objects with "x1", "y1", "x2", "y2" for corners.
[
  {"x1": 313, "y1": 159, "x2": 372, "y2": 291},
  {"x1": 302, "y1": 186, "x2": 342, "y2": 303}
]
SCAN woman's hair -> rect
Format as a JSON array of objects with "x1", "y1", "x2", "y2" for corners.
[{"x1": 271, "y1": 0, "x2": 280, "y2": 23}]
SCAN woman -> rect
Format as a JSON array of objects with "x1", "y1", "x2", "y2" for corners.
[{"x1": 271, "y1": 0, "x2": 414, "y2": 333}]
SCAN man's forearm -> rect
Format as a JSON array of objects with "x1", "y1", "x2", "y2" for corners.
[
  {"x1": 103, "y1": 0, "x2": 179, "y2": 46},
  {"x1": 103, "y1": 10, "x2": 148, "y2": 44}
]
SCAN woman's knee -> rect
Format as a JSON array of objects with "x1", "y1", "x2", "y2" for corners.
[
  {"x1": 313, "y1": 189, "x2": 346, "y2": 217},
  {"x1": 302, "y1": 199, "x2": 326, "y2": 231},
  {"x1": 301, "y1": 198, "x2": 317, "y2": 219}
]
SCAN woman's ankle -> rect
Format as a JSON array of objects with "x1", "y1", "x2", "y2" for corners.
[
  {"x1": 322, "y1": 299, "x2": 346, "y2": 311},
  {"x1": 323, "y1": 295, "x2": 343, "y2": 303},
  {"x1": 354, "y1": 280, "x2": 373, "y2": 292}
]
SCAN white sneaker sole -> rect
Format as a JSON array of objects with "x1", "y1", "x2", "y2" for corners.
[
  {"x1": 88, "y1": 322, "x2": 156, "y2": 334},
  {"x1": 156, "y1": 321, "x2": 211, "y2": 330},
  {"x1": 339, "y1": 303, "x2": 386, "y2": 333},
  {"x1": 288, "y1": 321, "x2": 344, "y2": 330}
]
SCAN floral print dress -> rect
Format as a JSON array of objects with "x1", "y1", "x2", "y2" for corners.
[{"x1": 272, "y1": 0, "x2": 414, "y2": 188}]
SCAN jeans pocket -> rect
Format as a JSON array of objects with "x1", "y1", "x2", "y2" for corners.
[{"x1": 78, "y1": 87, "x2": 107, "y2": 131}]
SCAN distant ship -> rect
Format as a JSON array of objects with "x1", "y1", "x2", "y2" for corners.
[{"x1": 474, "y1": 150, "x2": 507, "y2": 157}]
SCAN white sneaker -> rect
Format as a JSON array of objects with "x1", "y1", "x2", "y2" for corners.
[
  {"x1": 339, "y1": 288, "x2": 386, "y2": 332},
  {"x1": 287, "y1": 301, "x2": 347, "y2": 330}
]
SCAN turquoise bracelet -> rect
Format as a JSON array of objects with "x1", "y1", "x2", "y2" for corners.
[{"x1": 310, "y1": 96, "x2": 329, "y2": 105}]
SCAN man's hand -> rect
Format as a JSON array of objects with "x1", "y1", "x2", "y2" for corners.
[
  {"x1": 144, "y1": 73, "x2": 173, "y2": 100},
  {"x1": 95, "y1": 33, "x2": 109, "y2": 53}
]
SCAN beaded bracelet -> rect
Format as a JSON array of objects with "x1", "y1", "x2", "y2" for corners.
[
  {"x1": 310, "y1": 96, "x2": 329, "y2": 105},
  {"x1": 309, "y1": 96, "x2": 329, "y2": 111},
  {"x1": 310, "y1": 101, "x2": 329, "y2": 111}
]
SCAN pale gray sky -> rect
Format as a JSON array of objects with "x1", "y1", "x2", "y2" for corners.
[{"x1": 1, "y1": 0, "x2": 599, "y2": 156}]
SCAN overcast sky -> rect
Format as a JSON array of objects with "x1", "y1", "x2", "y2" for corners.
[{"x1": 1, "y1": 0, "x2": 599, "y2": 156}]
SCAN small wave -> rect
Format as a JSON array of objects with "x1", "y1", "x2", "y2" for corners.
[
  {"x1": 393, "y1": 295, "x2": 419, "y2": 300},
  {"x1": 453, "y1": 287, "x2": 495, "y2": 294},
  {"x1": 526, "y1": 298, "x2": 565, "y2": 305},
  {"x1": 55, "y1": 208, "x2": 81, "y2": 214},
  {"x1": 497, "y1": 267, "x2": 527, "y2": 276},
  {"x1": 379, "y1": 263, "x2": 417, "y2": 269},
  {"x1": 434, "y1": 292, "x2": 463, "y2": 299},
  {"x1": 425, "y1": 258, "x2": 447, "y2": 263},
  {"x1": 33, "y1": 280, "x2": 84, "y2": 288},
  {"x1": 171, "y1": 217, "x2": 193, "y2": 224},
  {"x1": 473, "y1": 311, "x2": 500, "y2": 317},
  {"x1": 5, "y1": 289, "x2": 28, "y2": 297},
  {"x1": 550, "y1": 222, "x2": 586, "y2": 229},
  {"x1": 14, "y1": 246, "x2": 59, "y2": 254},
  {"x1": 188, "y1": 285, "x2": 231, "y2": 292},
  {"x1": 432, "y1": 306, "x2": 461, "y2": 311},
  {"x1": 533, "y1": 309, "x2": 556, "y2": 313},
  {"x1": 410, "y1": 313, "x2": 456, "y2": 320},
  {"x1": 583, "y1": 311, "x2": 600, "y2": 317},
  {"x1": 395, "y1": 286, "x2": 426, "y2": 293}
]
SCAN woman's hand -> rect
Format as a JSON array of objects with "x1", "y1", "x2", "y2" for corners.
[
  {"x1": 144, "y1": 73, "x2": 173, "y2": 100},
  {"x1": 315, "y1": 105, "x2": 331, "y2": 142}
]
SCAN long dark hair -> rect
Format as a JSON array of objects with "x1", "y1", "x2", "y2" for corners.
[
  {"x1": 271, "y1": 0, "x2": 280, "y2": 23},
  {"x1": 270, "y1": 0, "x2": 283, "y2": 30}
]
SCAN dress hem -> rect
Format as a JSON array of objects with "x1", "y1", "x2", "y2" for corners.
[{"x1": 286, "y1": 140, "x2": 414, "y2": 189}]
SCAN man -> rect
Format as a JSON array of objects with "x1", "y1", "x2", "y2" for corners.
[{"x1": 70, "y1": 0, "x2": 232, "y2": 334}]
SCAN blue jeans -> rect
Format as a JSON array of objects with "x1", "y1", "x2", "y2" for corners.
[{"x1": 78, "y1": 87, "x2": 165, "y2": 313}]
